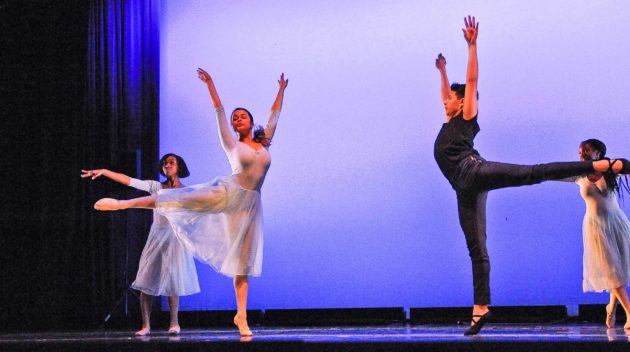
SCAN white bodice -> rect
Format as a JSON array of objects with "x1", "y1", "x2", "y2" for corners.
[
  {"x1": 577, "y1": 176, "x2": 621, "y2": 218},
  {"x1": 129, "y1": 179, "x2": 170, "y2": 225},
  {"x1": 214, "y1": 107, "x2": 280, "y2": 191},
  {"x1": 227, "y1": 141, "x2": 271, "y2": 191}
]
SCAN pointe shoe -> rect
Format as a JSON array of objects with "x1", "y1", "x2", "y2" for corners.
[
  {"x1": 94, "y1": 198, "x2": 121, "y2": 211},
  {"x1": 135, "y1": 327, "x2": 150, "y2": 336},
  {"x1": 464, "y1": 310, "x2": 492, "y2": 336},
  {"x1": 168, "y1": 325, "x2": 181, "y2": 335},
  {"x1": 233, "y1": 314, "x2": 253, "y2": 337},
  {"x1": 606, "y1": 304, "x2": 616, "y2": 329}
]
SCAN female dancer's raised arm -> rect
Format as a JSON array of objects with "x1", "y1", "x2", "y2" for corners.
[
  {"x1": 197, "y1": 68, "x2": 236, "y2": 152},
  {"x1": 264, "y1": 73, "x2": 289, "y2": 143}
]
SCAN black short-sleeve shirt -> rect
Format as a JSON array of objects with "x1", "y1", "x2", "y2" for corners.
[{"x1": 433, "y1": 112, "x2": 481, "y2": 183}]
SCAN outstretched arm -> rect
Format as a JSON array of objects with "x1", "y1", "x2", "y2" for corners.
[
  {"x1": 435, "y1": 53, "x2": 450, "y2": 118},
  {"x1": 462, "y1": 15, "x2": 479, "y2": 120},
  {"x1": 265, "y1": 73, "x2": 289, "y2": 142},
  {"x1": 197, "y1": 68, "x2": 236, "y2": 151},
  {"x1": 81, "y1": 169, "x2": 151, "y2": 192},
  {"x1": 81, "y1": 169, "x2": 130, "y2": 185}
]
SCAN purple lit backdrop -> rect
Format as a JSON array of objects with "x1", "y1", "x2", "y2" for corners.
[{"x1": 159, "y1": 0, "x2": 630, "y2": 310}]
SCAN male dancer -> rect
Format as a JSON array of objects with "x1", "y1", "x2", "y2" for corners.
[{"x1": 433, "y1": 16, "x2": 629, "y2": 335}]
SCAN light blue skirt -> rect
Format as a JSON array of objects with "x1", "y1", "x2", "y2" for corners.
[
  {"x1": 156, "y1": 176, "x2": 264, "y2": 277},
  {"x1": 582, "y1": 208, "x2": 630, "y2": 292}
]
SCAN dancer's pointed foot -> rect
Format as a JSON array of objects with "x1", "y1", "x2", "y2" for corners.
[
  {"x1": 606, "y1": 304, "x2": 617, "y2": 329},
  {"x1": 135, "y1": 327, "x2": 151, "y2": 336},
  {"x1": 233, "y1": 314, "x2": 253, "y2": 337},
  {"x1": 607, "y1": 159, "x2": 630, "y2": 174},
  {"x1": 168, "y1": 324, "x2": 181, "y2": 335},
  {"x1": 464, "y1": 310, "x2": 492, "y2": 336},
  {"x1": 94, "y1": 198, "x2": 122, "y2": 211}
]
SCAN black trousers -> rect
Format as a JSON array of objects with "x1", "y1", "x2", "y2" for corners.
[{"x1": 453, "y1": 155, "x2": 593, "y2": 306}]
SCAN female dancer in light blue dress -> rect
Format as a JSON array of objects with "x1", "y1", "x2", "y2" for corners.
[
  {"x1": 574, "y1": 139, "x2": 630, "y2": 329},
  {"x1": 93, "y1": 68, "x2": 288, "y2": 336},
  {"x1": 82, "y1": 153, "x2": 200, "y2": 336}
]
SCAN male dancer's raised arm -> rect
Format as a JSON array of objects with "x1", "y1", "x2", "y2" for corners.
[
  {"x1": 462, "y1": 15, "x2": 479, "y2": 120},
  {"x1": 435, "y1": 53, "x2": 450, "y2": 121}
]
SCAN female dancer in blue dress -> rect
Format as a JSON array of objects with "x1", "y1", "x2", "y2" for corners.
[
  {"x1": 82, "y1": 154, "x2": 200, "y2": 335},
  {"x1": 433, "y1": 16, "x2": 630, "y2": 335},
  {"x1": 94, "y1": 68, "x2": 288, "y2": 336}
]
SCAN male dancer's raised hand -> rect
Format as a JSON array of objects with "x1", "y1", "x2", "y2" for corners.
[{"x1": 462, "y1": 15, "x2": 479, "y2": 46}]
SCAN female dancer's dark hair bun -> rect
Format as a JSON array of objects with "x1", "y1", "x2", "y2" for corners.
[{"x1": 253, "y1": 126, "x2": 270, "y2": 147}]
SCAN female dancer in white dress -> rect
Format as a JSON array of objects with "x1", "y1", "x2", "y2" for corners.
[
  {"x1": 93, "y1": 68, "x2": 288, "y2": 336},
  {"x1": 82, "y1": 154, "x2": 200, "y2": 336},
  {"x1": 575, "y1": 139, "x2": 630, "y2": 329}
]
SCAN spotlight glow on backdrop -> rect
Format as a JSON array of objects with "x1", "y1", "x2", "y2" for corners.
[{"x1": 160, "y1": 0, "x2": 630, "y2": 310}]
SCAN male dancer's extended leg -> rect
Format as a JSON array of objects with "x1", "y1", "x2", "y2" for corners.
[
  {"x1": 472, "y1": 158, "x2": 630, "y2": 191},
  {"x1": 473, "y1": 160, "x2": 593, "y2": 191}
]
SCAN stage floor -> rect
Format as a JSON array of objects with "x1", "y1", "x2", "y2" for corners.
[{"x1": 2, "y1": 324, "x2": 630, "y2": 351}]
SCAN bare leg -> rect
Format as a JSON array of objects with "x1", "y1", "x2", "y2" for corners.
[
  {"x1": 95, "y1": 195, "x2": 157, "y2": 211},
  {"x1": 607, "y1": 292, "x2": 619, "y2": 328},
  {"x1": 167, "y1": 296, "x2": 181, "y2": 334},
  {"x1": 136, "y1": 293, "x2": 153, "y2": 336},
  {"x1": 611, "y1": 286, "x2": 630, "y2": 329},
  {"x1": 233, "y1": 275, "x2": 252, "y2": 336}
]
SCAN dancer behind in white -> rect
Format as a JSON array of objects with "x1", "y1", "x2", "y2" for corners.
[
  {"x1": 82, "y1": 154, "x2": 200, "y2": 336},
  {"x1": 574, "y1": 139, "x2": 630, "y2": 329},
  {"x1": 93, "y1": 68, "x2": 288, "y2": 336}
]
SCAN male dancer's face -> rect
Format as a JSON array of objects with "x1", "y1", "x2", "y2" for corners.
[
  {"x1": 444, "y1": 90, "x2": 464, "y2": 118},
  {"x1": 579, "y1": 144, "x2": 600, "y2": 161}
]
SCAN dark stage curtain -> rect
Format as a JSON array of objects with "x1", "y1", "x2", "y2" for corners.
[{"x1": 2, "y1": 0, "x2": 159, "y2": 331}]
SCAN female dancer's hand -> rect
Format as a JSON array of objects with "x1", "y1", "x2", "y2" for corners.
[
  {"x1": 278, "y1": 73, "x2": 289, "y2": 90},
  {"x1": 197, "y1": 68, "x2": 212, "y2": 84},
  {"x1": 435, "y1": 53, "x2": 446, "y2": 70},
  {"x1": 271, "y1": 73, "x2": 288, "y2": 112},
  {"x1": 197, "y1": 67, "x2": 224, "y2": 110},
  {"x1": 462, "y1": 15, "x2": 479, "y2": 46},
  {"x1": 81, "y1": 169, "x2": 106, "y2": 180}
]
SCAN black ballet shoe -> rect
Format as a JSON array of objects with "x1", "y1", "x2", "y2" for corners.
[
  {"x1": 606, "y1": 158, "x2": 630, "y2": 175},
  {"x1": 464, "y1": 310, "x2": 492, "y2": 336}
]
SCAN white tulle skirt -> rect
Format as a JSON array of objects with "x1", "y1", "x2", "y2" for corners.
[
  {"x1": 582, "y1": 208, "x2": 630, "y2": 292},
  {"x1": 156, "y1": 176, "x2": 264, "y2": 277},
  {"x1": 131, "y1": 221, "x2": 200, "y2": 296}
]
